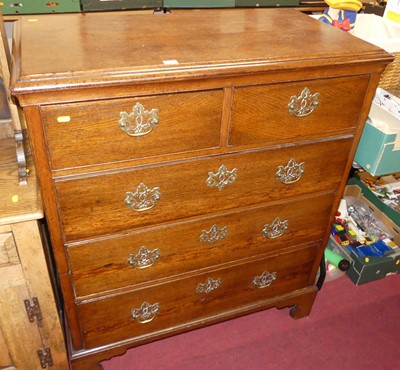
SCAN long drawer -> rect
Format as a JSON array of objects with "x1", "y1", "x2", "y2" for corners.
[
  {"x1": 77, "y1": 243, "x2": 317, "y2": 349},
  {"x1": 56, "y1": 136, "x2": 353, "y2": 241},
  {"x1": 40, "y1": 90, "x2": 223, "y2": 170},
  {"x1": 68, "y1": 191, "x2": 335, "y2": 297},
  {"x1": 229, "y1": 75, "x2": 370, "y2": 147}
]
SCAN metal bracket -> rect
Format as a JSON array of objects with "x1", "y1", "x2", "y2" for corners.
[
  {"x1": 24, "y1": 297, "x2": 43, "y2": 326},
  {"x1": 37, "y1": 347, "x2": 53, "y2": 368},
  {"x1": 14, "y1": 130, "x2": 30, "y2": 186}
]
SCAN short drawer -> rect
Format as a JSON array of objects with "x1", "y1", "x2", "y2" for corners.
[
  {"x1": 68, "y1": 191, "x2": 335, "y2": 297},
  {"x1": 229, "y1": 76, "x2": 370, "y2": 147},
  {"x1": 56, "y1": 136, "x2": 353, "y2": 241},
  {"x1": 41, "y1": 90, "x2": 223, "y2": 170},
  {"x1": 77, "y1": 243, "x2": 317, "y2": 348}
]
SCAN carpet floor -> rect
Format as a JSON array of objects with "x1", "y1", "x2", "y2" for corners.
[{"x1": 102, "y1": 274, "x2": 400, "y2": 370}]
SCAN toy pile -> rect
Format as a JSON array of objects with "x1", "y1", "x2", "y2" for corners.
[
  {"x1": 362, "y1": 176, "x2": 400, "y2": 212},
  {"x1": 331, "y1": 195, "x2": 400, "y2": 258}
]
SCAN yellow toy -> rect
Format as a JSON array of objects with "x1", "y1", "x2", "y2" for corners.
[{"x1": 319, "y1": 0, "x2": 363, "y2": 32}]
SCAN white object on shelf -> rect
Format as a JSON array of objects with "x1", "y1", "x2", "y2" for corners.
[
  {"x1": 351, "y1": 13, "x2": 400, "y2": 53},
  {"x1": 373, "y1": 87, "x2": 400, "y2": 120},
  {"x1": 384, "y1": 0, "x2": 400, "y2": 24}
]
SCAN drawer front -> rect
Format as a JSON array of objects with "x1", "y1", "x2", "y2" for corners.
[
  {"x1": 41, "y1": 90, "x2": 223, "y2": 170},
  {"x1": 77, "y1": 243, "x2": 317, "y2": 348},
  {"x1": 229, "y1": 76, "x2": 370, "y2": 147},
  {"x1": 68, "y1": 191, "x2": 335, "y2": 297},
  {"x1": 56, "y1": 136, "x2": 353, "y2": 241}
]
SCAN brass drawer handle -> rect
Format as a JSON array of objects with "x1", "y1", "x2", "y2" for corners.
[
  {"x1": 196, "y1": 277, "x2": 222, "y2": 294},
  {"x1": 263, "y1": 217, "x2": 288, "y2": 239},
  {"x1": 275, "y1": 158, "x2": 305, "y2": 184},
  {"x1": 125, "y1": 182, "x2": 161, "y2": 212},
  {"x1": 288, "y1": 87, "x2": 319, "y2": 117},
  {"x1": 199, "y1": 224, "x2": 228, "y2": 244},
  {"x1": 252, "y1": 271, "x2": 277, "y2": 288},
  {"x1": 131, "y1": 301, "x2": 160, "y2": 324},
  {"x1": 119, "y1": 102, "x2": 159, "y2": 137},
  {"x1": 128, "y1": 246, "x2": 160, "y2": 269},
  {"x1": 206, "y1": 164, "x2": 238, "y2": 191}
]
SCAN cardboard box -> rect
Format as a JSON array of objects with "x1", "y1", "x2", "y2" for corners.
[
  {"x1": 345, "y1": 184, "x2": 400, "y2": 246},
  {"x1": 354, "y1": 95, "x2": 400, "y2": 176},
  {"x1": 327, "y1": 235, "x2": 400, "y2": 285},
  {"x1": 326, "y1": 184, "x2": 400, "y2": 285},
  {"x1": 350, "y1": 176, "x2": 400, "y2": 227},
  {"x1": 1, "y1": 0, "x2": 81, "y2": 14}
]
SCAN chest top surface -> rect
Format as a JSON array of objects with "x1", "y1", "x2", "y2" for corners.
[{"x1": 11, "y1": 8, "x2": 391, "y2": 96}]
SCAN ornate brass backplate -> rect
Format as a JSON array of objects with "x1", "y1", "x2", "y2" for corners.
[
  {"x1": 125, "y1": 182, "x2": 161, "y2": 211},
  {"x1": 131, "y1": 301, "x2": 160, "y2": 324},
  {"x1": 252, "y1": 271, "x2": 277, "y2": 288},
  {"x1": 199, "y1": 224, "x2": 228, "y2": 244},
  {"x1": 275, "y1": 158, "x2": 305, "y2": 184},
  {"x1": 288, "y1": 87, "x2": 319, "y2": 117},
  {"x1": 206, "y1": 164, "x2": 238, "y2": 191},
  {"x1": 263, "y1": 217, "x2": 288, "y2": 239},
  {"x1": 196, "y1": 277, "x2": 222, "y2": 294},
  {"x1": 119, "y1": 102, "x2": 159, "y2": 137},
  {"x1": 128, "y1": 246, "x2": 160, "y2": 269}
]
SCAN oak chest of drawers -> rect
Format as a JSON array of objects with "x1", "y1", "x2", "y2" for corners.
[{"x1": 10, "y1": 8, "x2": 392, "y2": 369}]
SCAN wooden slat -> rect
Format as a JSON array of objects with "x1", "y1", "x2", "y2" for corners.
[
  {"x1": 0, "y1": 11, "x2": 21, "y2": 132},
  {"x1": 0, "y1": 138, "x2": 42, "y2": 225},
  {"x1": 0, "y1": 263, "x2": 44, "y2": 369},
  {"x1": 12, "y1": 221, "x2": 68, "y2": 369},
  {"x1": 0, "y1": 231, "x2": 18, "y2": 266},
  {"x1": 0, "y1": 325, "x2": 12, "y2": 367}
]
